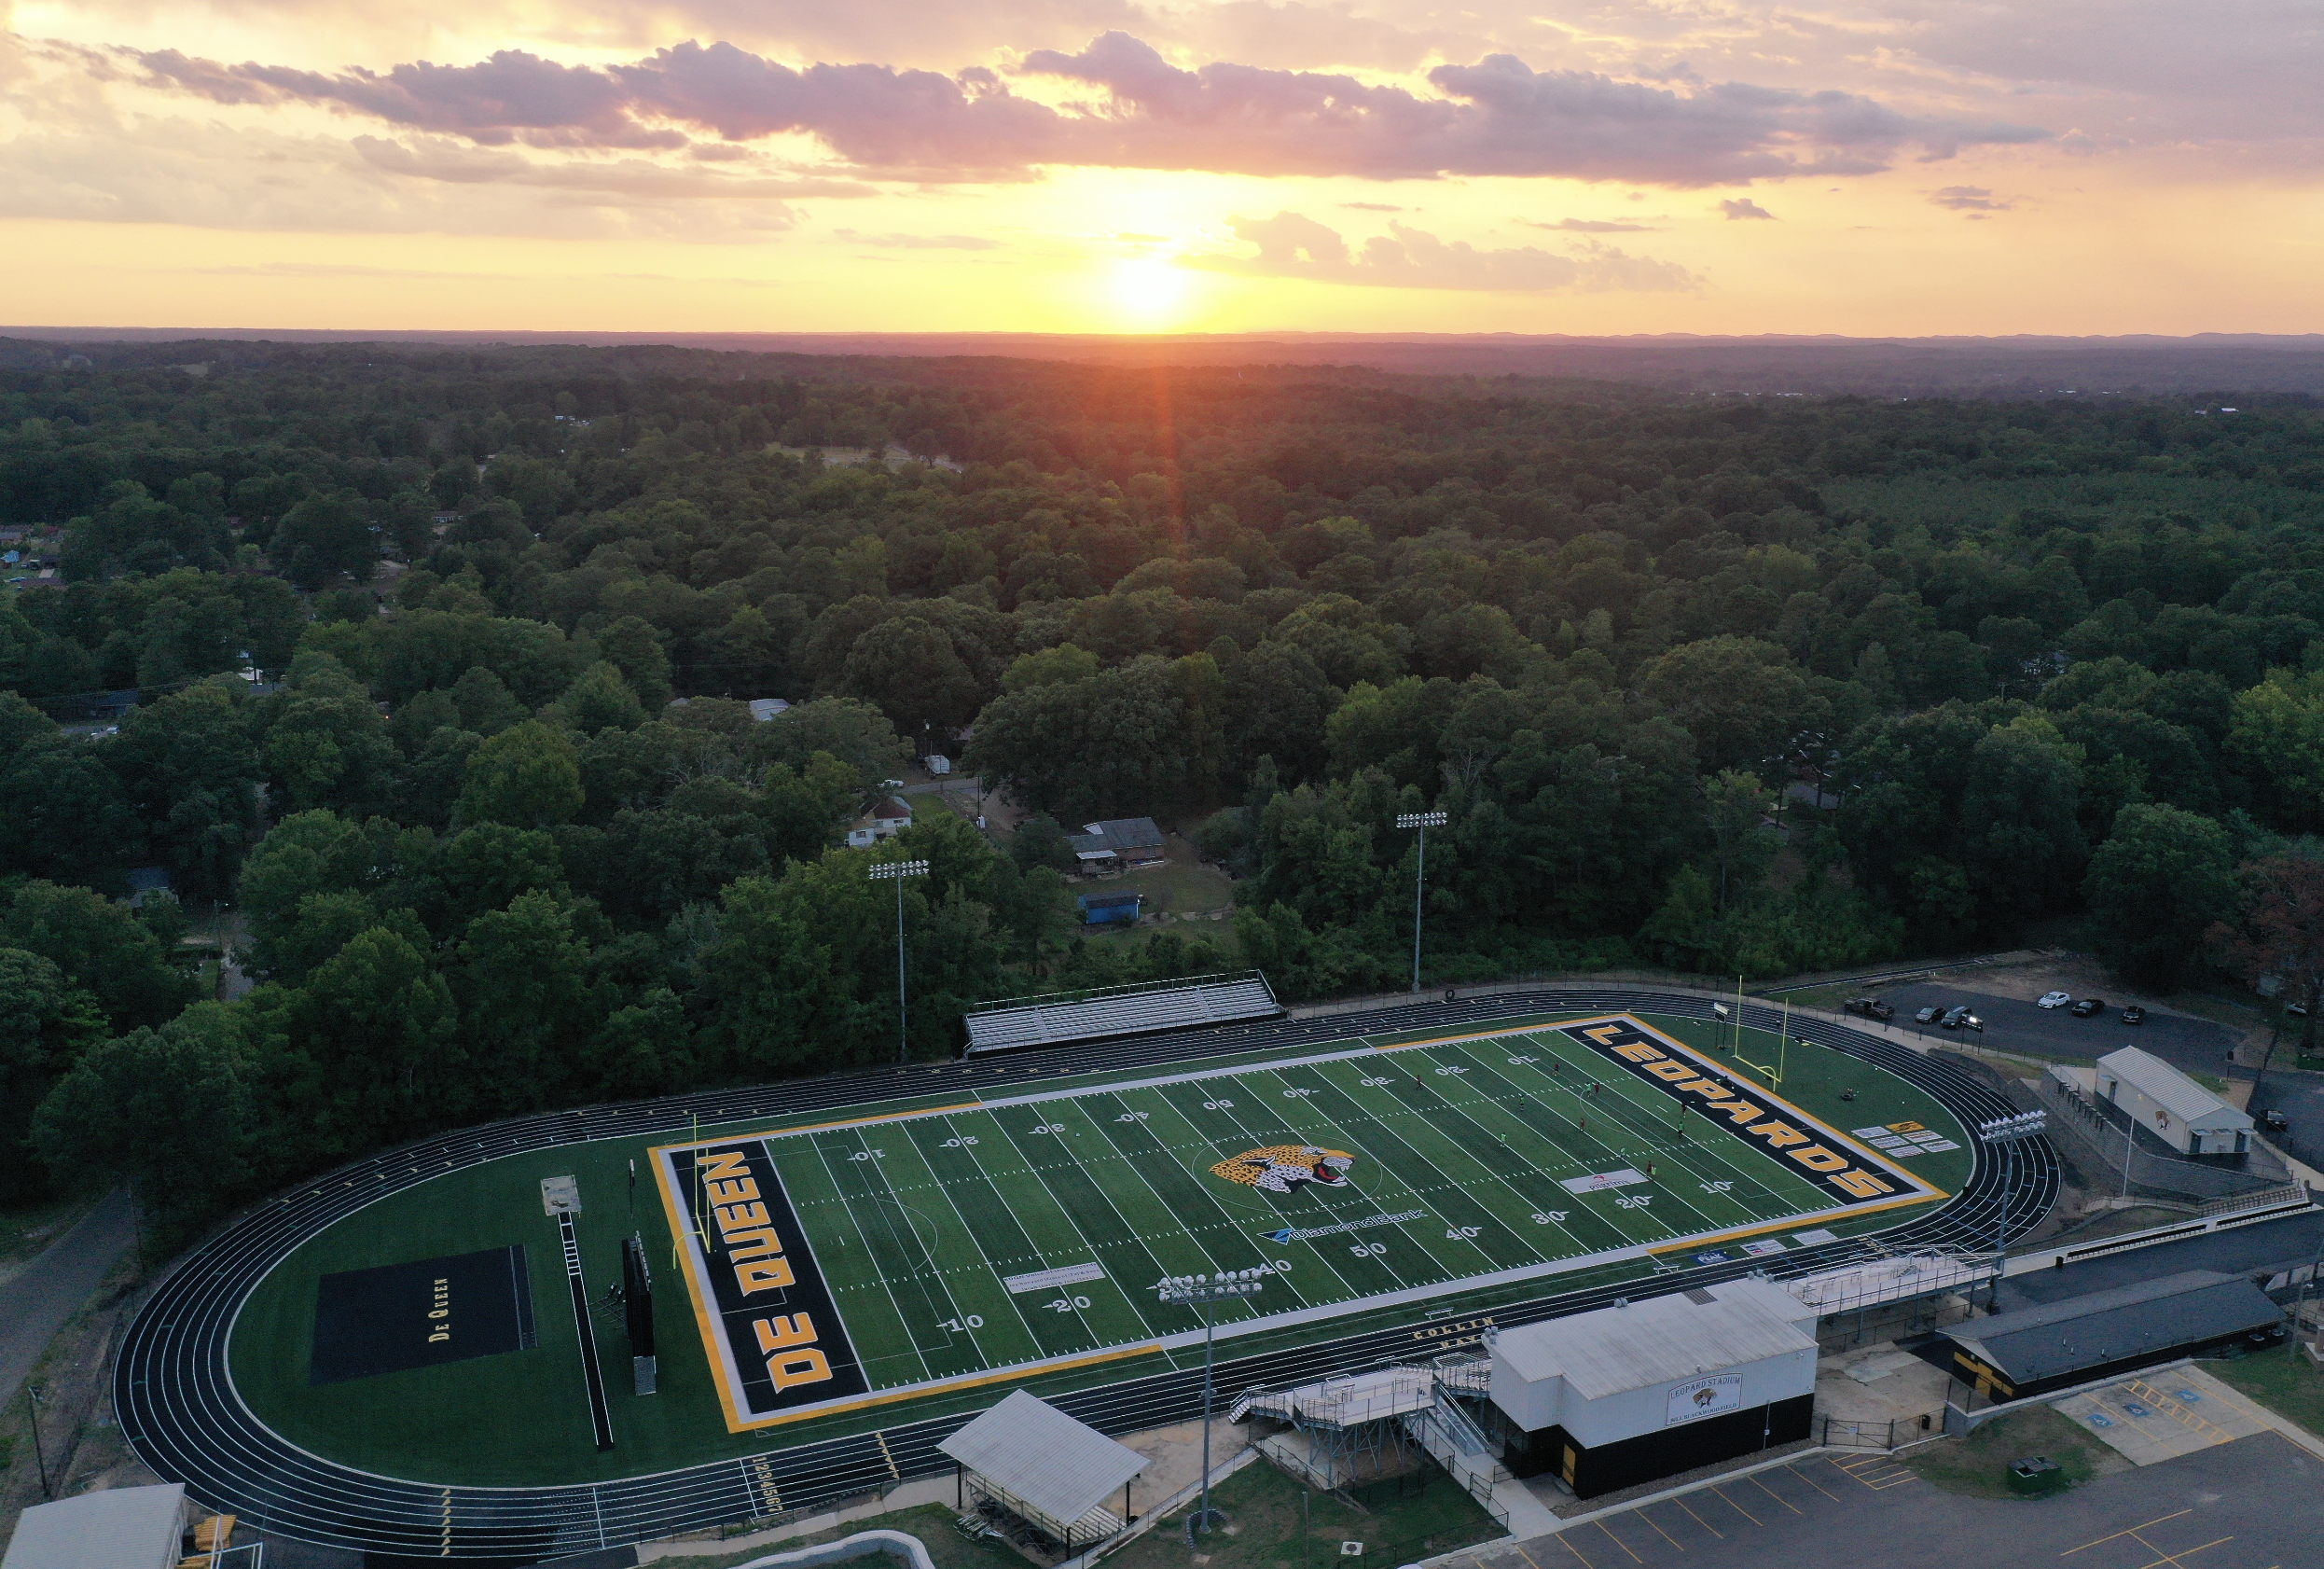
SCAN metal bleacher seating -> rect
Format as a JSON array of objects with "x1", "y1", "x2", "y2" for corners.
[{"x1": 962, "y1": 971, "x2": 1282, "y2": 1055}]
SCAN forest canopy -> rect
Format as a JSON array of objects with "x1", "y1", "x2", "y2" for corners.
[{"x1": 6, "y1": 339, "x2": 2324, "y2": 1245}]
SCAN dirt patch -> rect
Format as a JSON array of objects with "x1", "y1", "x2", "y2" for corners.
[{"x1": 0, "y1": 1253, "x2": 164, "y2": 1541}]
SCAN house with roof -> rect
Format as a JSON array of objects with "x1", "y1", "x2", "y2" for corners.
[
  {"x1": 845, "y1": 796, "x2": 913, "y2": 849},
  {"x1": 1067, "y1": 817, "x2": 1165, "y2": 868}
]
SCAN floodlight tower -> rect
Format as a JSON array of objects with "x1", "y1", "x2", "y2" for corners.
[
  {"x1": 1976, "y1": 1109, "x2": 2048, "y2": 1311},
  {"x1": 867, "y1": 857, "x2": 929, "y2": 1065},
  {"x1": 1394, "y1": 811, "x2": 1448, "y2": 993},
  {"x1": 1157, "y1": 1268, "x2": 1266, "y2": 1541}
]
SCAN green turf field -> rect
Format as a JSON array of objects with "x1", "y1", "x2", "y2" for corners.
[{"x1": 227, "y1": 1011, "x2": 1971, "y2": 1485}]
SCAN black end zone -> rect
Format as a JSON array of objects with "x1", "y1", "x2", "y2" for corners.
[{"x1": 311, "y1": 1246, "x2": 536, "y2": 1385}]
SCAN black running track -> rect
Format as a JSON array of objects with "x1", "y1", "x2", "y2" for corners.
[{"x1": 116, "y1": 989, "x2": 2056, "y2": 1562}]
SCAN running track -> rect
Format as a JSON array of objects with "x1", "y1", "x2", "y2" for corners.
[{"x1": 115, "y1": 988, "x2": 2056, "y2": 1561}]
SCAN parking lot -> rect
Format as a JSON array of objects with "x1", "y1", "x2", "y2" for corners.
[
  {"x1": 1460, "y1": 1432, "x2": 2324, "y2": 1569},
  {"x1": 1874, "y1": 982, "x2": 2239, "y2": 1081}
]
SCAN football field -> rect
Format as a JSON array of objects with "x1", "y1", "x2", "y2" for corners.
[{"x1": 658, "y1": 1013, "x2": 1951, "y2": 1431}]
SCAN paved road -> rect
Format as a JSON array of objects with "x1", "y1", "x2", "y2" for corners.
[
  {"x1": 0, "y1": 1187, "x2": 137, "y2": 1406},
  {"x1": 1876, "y1": 981, "x2": 2238, "y2": 1079},
  {"x1": 2248, "y1": 1068, "x2": 2324, "y2": 1173}
]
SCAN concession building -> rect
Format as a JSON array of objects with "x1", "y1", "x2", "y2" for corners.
[
  {"x1": 1486, "y1": 1278, "x2": 1819, "y2": 1499},
  {"x1": 1921, "y1": 1270, "x2": 2284, "y2": 1403}
]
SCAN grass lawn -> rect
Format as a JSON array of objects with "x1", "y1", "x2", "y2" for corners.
[
  {"x1": 1109, "y1": 1458, "x2": 1501, "y2": 1569},
  {"x1": 2204, "y1": 1353, "x2": 2324, "y2": 1438},
  {"x1": 656, "y1": 1504, "x2": 1038, "y2": 1569},
  {"x1": 224, "y1": 1011, "x2": 1964, "y2": 1487},
  {"x1": 0, "y1": 1194, "x2": 95, "y2": 1270},
  {"x1": 1905, "y1": 1406, "x2": 2128, "y2": 1499},
  {"x1": 1087, "y1": 862, "x2": 1238, "y2": 921}
]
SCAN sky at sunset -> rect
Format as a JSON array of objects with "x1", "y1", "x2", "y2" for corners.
[{"x1": 3, "y1": 1, "x2": 2318, "y2": 335}]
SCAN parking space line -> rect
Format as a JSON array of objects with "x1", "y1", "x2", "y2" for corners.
[
  {"x1": 1631, "y1": 1507, "x2": 1688, "y2": 1553},
  {"x1": 1709, "y1": 1485, "x2": 1763, "y2": 1525},
  {"x1": 2061, "y1": 1510, "x2": 2194, "y2": 1557},
  {"x1": 1746, "y1": 1472, "x2": 1805, "y2": 1514},
  {"x1": 1783, "y1": 1460, "x2": 1840, "y2": 1501},
  {"x1": 1591, "y1": 1520, "x2": 1643, "y2": 1563},
  {"x1": 1669, "y1": 1494, "x2": 1724, "y2": 1540},
  {"x1": 1553, "y1": 1534, "x2": 1598, "y2": 1568}
]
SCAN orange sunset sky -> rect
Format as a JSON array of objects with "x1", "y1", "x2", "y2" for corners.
[{"x1": 3, "y1": 0, "x2": 2317, "y2": 335}]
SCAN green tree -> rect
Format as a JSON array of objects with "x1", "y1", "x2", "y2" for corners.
[
  {"x1": 967, "y1": 657, "x2": 1188, "y2": 822},
  {"x1": 1002, "y1": 643, "x2": 1100, "y2": 693},
  {"x1": 1703, "y1": 770, "x2": 1777, "y2": 910},
  {"x1": 1, "y1": 881, "x2": 196, "y2": 1030},
  {"x1": 841, "y1": 616, "x2": 984, "y2": 739},
  {"x1": 109, "y1": 682, "x2": 265, "y2": 897},
  {"x1": 270, "y1": 490, "x2": 378, "y2": 587},
  {"x1": 32, "y1": 1004, "x2": 258, "y2": 1252},
  {"x1": 556, "y1": 660, "x2": 648, "y2": 735},
  {"x1": 2082, "y1": 804, "x2": 2235, "y2": 989},
  {"x1": 457, "y1": 720, "x2": 584, "y2": 828},
  {"x1": 1639, "y1": 635, "x2": 1821, "y2": 773},
  {"x1": 0, "y1": 948, "x2": 108, "y2": 1197}
]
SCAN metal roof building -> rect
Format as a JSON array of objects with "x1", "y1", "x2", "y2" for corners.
[
  {"x1": 1929, "y1": 1269, "x2": 2282, "y2": 1402},
  {"x1": 2, "y1": 1483, "x2": 188, "y2": 1569},
  {"x1": 1068, "y1": 818, "x2": 1166, "y2": 864},
  {"x1": 962, "y1": 972, "x2": 1281, "y2": 1054},
  {"x1": 1487, "y1": 1279, "x2": 1818, "y2": 1498},
  {"x1": 2096, "y1": 1047, "x2": 2253, "y2": 1156},
  {"x1": 938, "y1": 1390, "x2": 1148, "y2": 1548}
]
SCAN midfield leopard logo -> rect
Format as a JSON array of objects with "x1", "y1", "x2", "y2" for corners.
[{"x1": 1210, "y1": 1145, "x2": 1355, "y2": 1195}]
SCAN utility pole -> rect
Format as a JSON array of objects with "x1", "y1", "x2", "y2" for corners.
[
  {"x1": 26, "y1": 1382, "x2": 51, "y2": 1498},
  {"x1": 867, "y1": 858, "x2": 929, "y2": 1065},
  {"x1": 1977, "y1": 1111, "x2": 2048, "y2": 1313},
  {"x1": 1394, "y1": 812, "x2": 1447, "y2": 993},
  {"x1": 1157, "y1": 1269, "x2": 1266, "y2": 1542}
]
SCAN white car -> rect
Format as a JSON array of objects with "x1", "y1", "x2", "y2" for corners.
[{"x1": 2037, "y1": 991, "x2": 2073, "y2": 1009}]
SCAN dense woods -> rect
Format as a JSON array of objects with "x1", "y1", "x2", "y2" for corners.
[{"x1": 7, "y1": 339, "x2": 2324, "y2": 1245}]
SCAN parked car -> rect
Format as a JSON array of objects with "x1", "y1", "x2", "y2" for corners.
[
  {"x1": 2259, "y1": 1108, "x2": 2289, "y2": 1133},
  {"x1": 1959, "y1": 1010, "x2": 1984, "y2": 1032},
  {"x1": 1941, "y1": 1005, "x2": 1971, "y2": 1029},
  {"x1": 2038, "y1": 991, "x2": 2073, "y2": 1009},
  {"x1": 1846, "y1": 997, "x2": 1895, "y2": 1021},
  {"x1": 1914, "y1": 1006, "x2": 1943, "y2": 1024},
  {"x1": 2121, "y1": 1005, "x2": 2147, "y2": 1024},
  {"x1": 2070, "y1": 997, "x2": 2106, "y2": 1017},
  {"x1": 2287, "y1": 1002, "x2": 2310, "y2": 1019}
]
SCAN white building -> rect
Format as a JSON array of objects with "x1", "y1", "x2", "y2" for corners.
[
  {"x1": 844, "y1": 797, "x2": 913, "y2": 849},
  {"x1": 1487, "y1": 1278, "x2": 1818, "y2": 1497},
  {"x1": 2095, "y1": 1047, "x2": 2252, "y2": 1157}
]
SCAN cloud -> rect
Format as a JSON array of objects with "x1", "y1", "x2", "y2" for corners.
[
  {"x1": 118, "y1": 31, "x2": 2048, "y2": 186},
  {"x1": 1340, "y1": 201, "x2": 1404, "y2": 212},
  {"x1": 831, "y1": 229, "x2": 1003, "y2": 248},
  {"x1": 1720, "y1": 197, "x2": 1776, "y2": 219},
  {"x1": 1930, "y1": 185, "x2": 2013, "y2": 211},
  {"x1": 1191, "y1": 211, "x2": 1697, "y2": 292},
  {"x1": 1528, "y1": 216, "x2": 1657, "y2": 231}
]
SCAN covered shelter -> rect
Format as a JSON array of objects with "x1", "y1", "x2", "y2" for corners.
[
  {"x1": 2096, "y1": 1047, "x2": 2252, "y2": 1157},
  {"x1": 1487, "y1": 1279, "x2": 1818, "y2": 1499},
  {"x1": 1922, "y1": 1269, "x2": 2283, "y2": 1403},
  {"x1": 938, "y1": 1390, "x2": 1149, "y2": 1556},
  {"x1": 2, "y1": 1483, "x2": 189, "y2": 1569},
  {"x1": 1076, "y1": 891, "x2": 1141, "y2": 925}
]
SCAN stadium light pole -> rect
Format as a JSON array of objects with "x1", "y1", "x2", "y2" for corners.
[
  {"x1": 1976, "y1": 1110, "x2": 2047, "y2": 1313},
  {"x1": 867, "y1": 858, "x2": 929, "y2": 1065},
  {"x1": 1394, "y1": 811, "x2": 1447, "y2": 993},
  {"x1": 1157, "y1": 1269, "x2": 1266, "y2": 1542}
]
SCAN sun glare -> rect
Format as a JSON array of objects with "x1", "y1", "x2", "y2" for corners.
[{"x1": 1109, "y1": 256, "x2": 1193, "y2": 326}]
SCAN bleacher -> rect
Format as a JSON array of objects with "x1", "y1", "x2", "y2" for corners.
[{"x1": 962, "y1": 971, "x2": 1283, "y2": 1055}]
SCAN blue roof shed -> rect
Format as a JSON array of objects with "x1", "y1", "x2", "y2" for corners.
[{"x1": 1077, "y1": 892, "x2": 1142, "y2": 924}]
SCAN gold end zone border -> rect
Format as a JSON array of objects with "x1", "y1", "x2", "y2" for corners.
[
  {"x1": 646, "y1": 1130, "x2": 1160, "y2": 1432},
  {"x1": 1370, "y1": 1011, "x2": 1952, "y2": 1206}
]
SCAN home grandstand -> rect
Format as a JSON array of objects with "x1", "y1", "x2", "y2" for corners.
[
  {"x1": 961, "y1": 971, "x2": 1282, "y2": 1053},
  {"x1": 114, "y1": 988, "x2": 2054, "y2": 1562}
]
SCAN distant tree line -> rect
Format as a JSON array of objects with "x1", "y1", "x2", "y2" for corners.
[{"x1": 5, "y1": 342, "x2": 2324, "y2": 1246}]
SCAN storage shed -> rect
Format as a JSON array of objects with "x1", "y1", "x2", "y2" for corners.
[
  {"x1": 2096, "y1": 1047, "x2": 2252, "y2": 1156},
  {"x1": 1077, "y1": 891, "x2": 1141, "y2": 925},
  {"x1": 1487, "y1": 1278, "x2": 1818, "y2": 1498},
  {"x1": 1068, "y1": 818, "x2": 1166, "y2": 866}
]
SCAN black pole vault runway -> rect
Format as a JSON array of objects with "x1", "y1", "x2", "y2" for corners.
[{"x1": 115, "y1": 988, "x2": 2057, "y2": 1562}]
